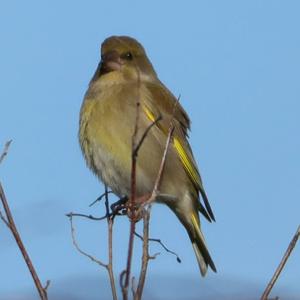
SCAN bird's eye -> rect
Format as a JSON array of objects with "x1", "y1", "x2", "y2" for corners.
[{"x1": 122, "y1": 52, "x2": 133, "y2": 60}]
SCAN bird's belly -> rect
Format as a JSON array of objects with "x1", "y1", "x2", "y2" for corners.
[
  {"x1": 79, "y1": 92, "x2": 186, "y2": 202},
  {"x1": 82, "y1": 130, "x2": 172, "y2": 200},
  {"x1": 99, "y1": 150, "x2": 128, "y2": 196}
]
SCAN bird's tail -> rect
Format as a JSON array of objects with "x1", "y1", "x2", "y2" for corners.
[{"x1": 189, "y1": 212, "x2": 217, "y2": 276}]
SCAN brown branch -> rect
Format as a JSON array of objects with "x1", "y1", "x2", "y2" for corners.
[
  {"x1": 68, "y1": 214, "x2": 107, "y2": 268},
  {"x1": 137, "y1": 96, "x2": 179, "y2": 214},
  {"x1": 261, "y1": 225, "x2": 300, "y2": 300},
  {"x1": 133, "y1": 115, "x2": 162, "y2": 157},
  {"x1": 134, "y1": 209, "x2": 150, "y2": 300},
  {"x1": 136, "y1": 125, "x2": 175, "y2": 217},
  {"x1": 121, "y1": 69, "x2": 141, "y2": 300},
  {"x1": 149, "y1": 126, "x2": 174, "y2": 203},
  {"x1": 0, "y1": 140, "x2": 12, "y2": 165},
  {"x1": 132, "y1": 96, "x2": 178, "y2": 299},
  {"x1": 134, "y1": 231, "x2": 181, "y2": 263},
  {"x1": 105, "y1": 186, "x2": 118, "y2": 300},
  {"x1": 131, "y1": 276, "x2": 136, "y2": 298},
  {"x1": 121, "y1": 55, "x2": 179, "y2": 298},
  {"x1": 68, "y1": 188, "x2": 118, "y2": 300},
  {"x1": 66, "y1": 212, "x2": 109, "y2": 221},
  {"x1": 0, "y1": 209, "x2": 10, "y2": 228},
  {"x1": 133, "y1": 121, "x2": 175, "y2": 300},
  {"x1": 89, "y1": 190, "x2": 113, "y2": 207},
  {"x1": 134, "y1": 99, "x2": 177, "y2": 299},
  {"x1": 0, "y1": 183, "x2": 48, "y2": 300}
]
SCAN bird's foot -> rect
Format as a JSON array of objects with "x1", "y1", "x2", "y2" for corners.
[
  {"x1": 110, "y1": 196, "x2": 128, "y2": 216},
  {"x1": 126, "y1": 193, "x2": 152, "y2": 222}
]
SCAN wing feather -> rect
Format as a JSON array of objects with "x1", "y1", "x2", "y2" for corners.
[{"x1": 142, "y1": 82, "x2": 215, "y2": 221}]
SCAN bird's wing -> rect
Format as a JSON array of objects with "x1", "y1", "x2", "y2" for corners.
[{"x1": 142, "y1": 82, "x2": 215, "y2": 222}]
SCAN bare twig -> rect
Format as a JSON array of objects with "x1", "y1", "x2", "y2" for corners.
[
  {"x1": 134, "y1": 231, "x2": 181, "y2": 263},
  {"x1": 133, "y1": 115, "x2": 162, "y2": 156},
  {"x1": 0, "y1": 183, "x2": 48, "y2": 300},
  {"x1": 0, "y1": 140, "x2": 12, "y2": 165},
  {"x1": 66, "y1": 196, "x2": 127, "y2": 222},
  {"x1": 68, "y1": 188, "x2": 118, "y2": 300},
  {"x1": 261, "y1": 225, "x2": 300, "y2": 300},
  {"x1": 137, "y1": 96, "x2": 179, "y2": 214},
  {"x1": 105, "y1": 186, "x2": 118, "y2": 300},
  {"x1": 0, "y1": 210, "x2": 10, "y2": 228},
  {"x1": 68, "y1": 214, "x2": 107, "y2": 268},
  {"x1": 89, "y1": 190, "x2": 113, "y2": 207},
  {"x1": 131, "y1": 277, "x2": 136, "y2": 298},
  {"x1": 134, "y1": 209, "x2": 150, "y2": 300},
  {"x1": 149, "y1": 126, "x2": 174, "y2": 203},
  {"x1": 132, "y1": 96, "x2": 178, "y2": 299},
  {"x1": 136, "y1": 125, "x2": 175, "y2": 217},
  {"x1": 66, "y1": 212, "x2": 108, "y2": 221},
  {"x1": 44, "y1": 280, "x2": 51, "y2": 291},
  {"x1": 134, "y1": 120, "x2": 175, "y2": 299},
  {"x1": 121, "y1": 69, "x2": 142, "y2": 300}
]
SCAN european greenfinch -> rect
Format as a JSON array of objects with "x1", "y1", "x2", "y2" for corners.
[{"x1": 79, "y1": 36, "x2": 216, "y2": 276}]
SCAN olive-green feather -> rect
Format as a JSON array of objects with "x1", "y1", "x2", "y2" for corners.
[{"x1": 141, "y1": 82, "x2": 215, "y2": 221}]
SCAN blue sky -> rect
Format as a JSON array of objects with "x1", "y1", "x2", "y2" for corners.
[{"x1": 0, "y1": 1, "x2": 299, "y2": 299}]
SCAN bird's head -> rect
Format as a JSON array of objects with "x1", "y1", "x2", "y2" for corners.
[{"x1": 92, "y1": 36, "x2": 157, "y2": 82}]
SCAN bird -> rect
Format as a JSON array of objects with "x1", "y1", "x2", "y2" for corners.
[{"x1": 79, "y1": 36, "x2": 216, "y2": 276}]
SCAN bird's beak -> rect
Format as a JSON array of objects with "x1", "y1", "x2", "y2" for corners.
[{"x1": 100, "y1": 50, "x2": 122, "y2": 74}]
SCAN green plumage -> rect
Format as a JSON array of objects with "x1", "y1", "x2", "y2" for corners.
[{"x1": 79, "y1": 36, "x2": 216, "y2": 276}]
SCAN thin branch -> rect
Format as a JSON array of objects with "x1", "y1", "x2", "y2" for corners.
[
  {"x1": 150, "y1": 126, "x2": 174, "y2": 201},
  {"x1": 0, "y1": 210, "x2": 10, "y2": 228},
  {"x1": 137, "y1": 125, "x2": 175, "y2": 216},
  {"x1": 121, "y1": 68, "x2": 142, "y2": 300},
  {"x1": 44, "y1": 280, "x2": 51, "y2": 291},
  {"x1": 67, "y1": 189, "x2": 118, "y2": 300},
  {"x1": 261, "y1": 225, "x2": 300, "y2": 300},
  {"x1": 134, "y1": 102, "x2": 177, "y2": 299},
  {"x1": 133, "y1": 115, "x2": 162, "y2": 156},
  {"x1": 134, "y1": 209, "x2": 150, "y2": 300},
  {"x1": 66, "y1": 196, "x2": 127, "y2": 222},
  {"x1": 131, "y1": 277, "x2": 136, "y2": 298},
  {"x1": 66, "y1": 212, "x2": 108, "y2": 221},
  {"x1": 89, "y1": 190, "x2": 113, "y2": 207},
  {"x1": 134, "y1": 231, "x2": 181, "y2": 263},
  {"x1": 68, "y1": 214, "x2": 107, "y2": 268},
  {"x1": 0, "y1": 183, "x2": 48, "y2": 300},
  {"x1": 105, "y1": 186, "x2": 118, "y2": 300},
  {"x1": 0, "y1": 140, "x2": 12, "y2": 165}
]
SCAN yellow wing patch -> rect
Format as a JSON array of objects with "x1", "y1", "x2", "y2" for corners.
[
  {"x1": 191, "y1": 212, "x2": 201, "y2": 234},
  {"x1": 143, "y1": 105, "x2": 156, "y2": 122},
  {"x1": 143, "y1": 104, "x2": 200, "y2": 189},
  {"x1": 173, "y1": 138, "x2": 200, "y2": 189}
]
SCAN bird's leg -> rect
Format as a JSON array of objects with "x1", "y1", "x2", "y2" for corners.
[
  {"x1": 126, "y1": 193, "x2": 152, "y2": 222},
  {"x1": 110, "y1": 193, "x2": 154, "y2": 221},
  {"x1": 110, "y1": 196, "x2": 128, "y2": 216}
]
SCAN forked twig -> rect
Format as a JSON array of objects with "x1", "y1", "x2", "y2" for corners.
[
  {"x1": 140, "y1": 126, "x2": 175, "y2": 212},
  {"x1": 0, "y1": 183, "x2": 48, "y2": 300},
  {"x1": 66, "y1": 212, "x2": 108, "y2": 221},
  {"x1": 134, "y1": 231, "x2": 181, "y2": 263},
  {"x1": 134, "y1": 119, "x2": 175, "y2": 300},
  {"x1": 67, "y1": 188, "x2": 118, "y2": 300},
  {"x1": 137, "y1": 96, "x2": 179, "y2": 214},
  {"x1": 121, "y1": 68, "x2": 142, "y2": 300},
  {"x1": 261, "y1": 225, "x2": 300, "y2": 300},
  {"x1": 89, "y1": 190, "x2": 113, "y2": 207},
  {"x1": 133, "y1": 115, "x2": 162, "y2": 157},
  {"x1": 105, "y1": 186, "x2": 118, "y2": 300},
  {"x1": 0, "y1": 210, "x2": 10, "y2": 228},
  {"x1": 134, "y1": 209, "x2": 150, "y2": 300},
  {"x1": 68, "y1": 214, "x2": 107, "y2": 268},
  {"x1": 0, "y1": 140, "x2": 12, "y2": 165}
]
